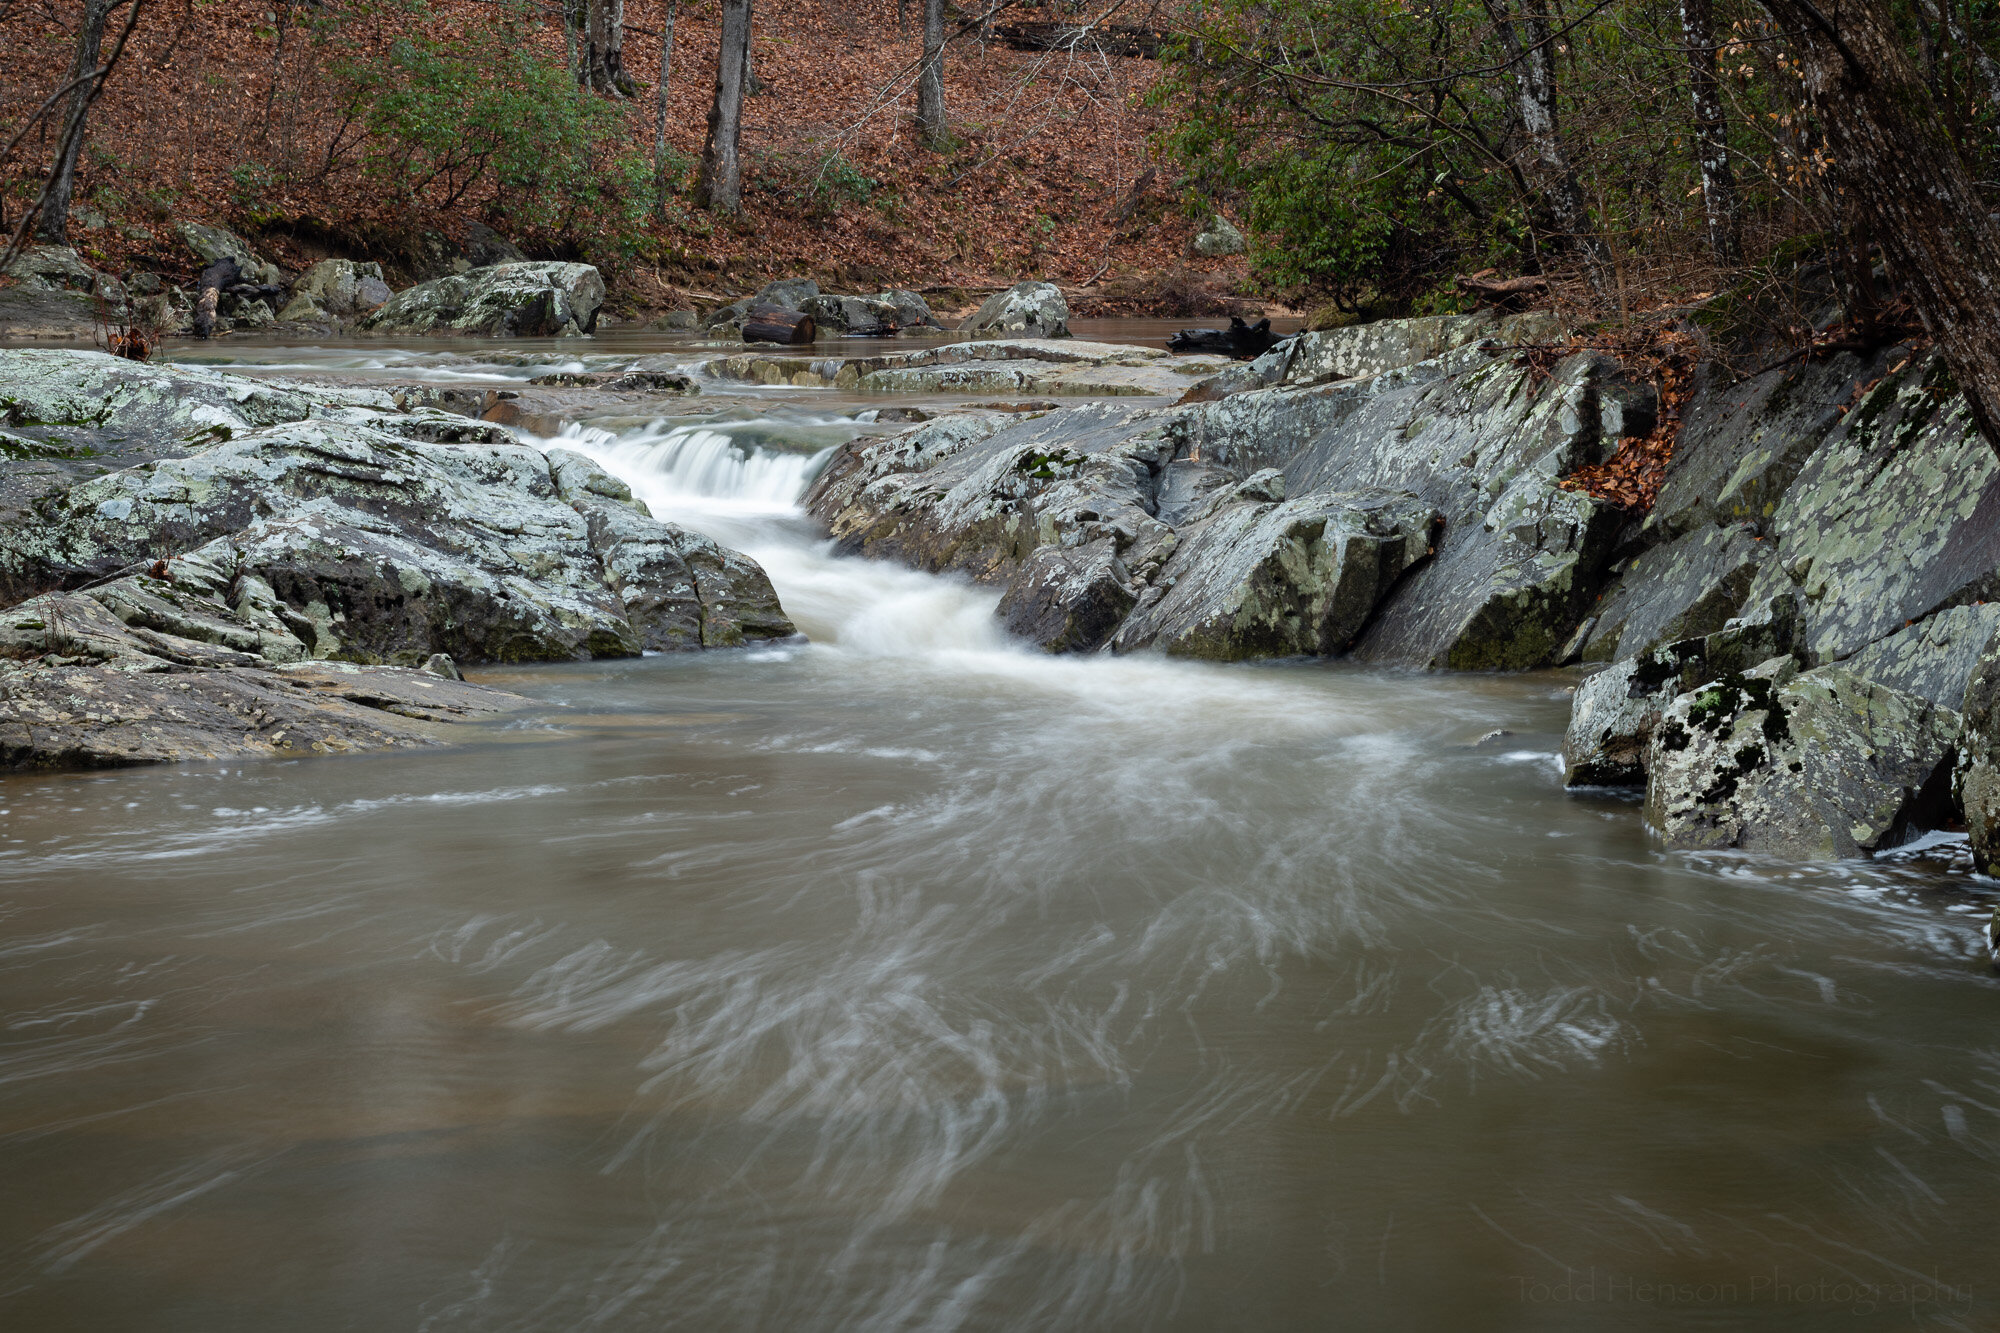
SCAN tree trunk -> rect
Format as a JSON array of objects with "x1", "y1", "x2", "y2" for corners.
[
  {"x1": 695, "y1": 0, "x2": 750, "y2": 213},
  {"x1": 653, "y1": 0, "x2": 677, "y2": 216},
  {"x1": 38, "y1": 0, "x2": 112, "y2": 245},
  {"x1": 1679, "y1": 0, "x2": 1740, "y2": 265},
  {"x1": 1484, "y1": 0, "x2": 1603, "y2": 278},
  {"x1": 917, "y1": 0, "x2": 947, "y2": 149},
  {"x1": 742, "y1": 308, "x2": 816, "y2": 344},
  {"x1": 584, "y1": 0, "x2": 628, "y2": 95},
  {"x1": 1923, "y1": 0, "x2": 2000, "y2": 113},
  {"x1": 741, "y1": 0, "x2": 760, "y2": 95},
  {"x1": 1758, "y1": 0, "x2": 2000, "y2": 450},
  {"x1": 566, "y1": 0, "x2": 586, "y2": 86}
]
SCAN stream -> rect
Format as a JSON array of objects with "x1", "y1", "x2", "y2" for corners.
[{"x1": 1, "y1": 327, "x2": 1996, "y2": 1330}]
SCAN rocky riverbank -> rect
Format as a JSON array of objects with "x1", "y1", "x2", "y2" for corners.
[
  {"x1": 0, "y1": 350, "x2": 795, "y2": 769},
  {"x1": 800, "y1": 309, "x2": 2000, "y2": 905}
]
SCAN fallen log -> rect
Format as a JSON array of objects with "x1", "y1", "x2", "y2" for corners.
[
  {"x1": 1167, "y1": 316, "x2": 1281, "y2": 360},
  {"x1": 742, "y1": 307, "x2": 816, "y2": 345},
  {"x1": 1455, "y1": 273, "x2": 1550, "y2": 310}
]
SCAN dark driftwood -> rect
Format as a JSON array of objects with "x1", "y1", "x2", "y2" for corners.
[
  {"x1": 1455, "y1": 273, "x2": 1550, "y2": 309},
  {"x1": 1167, "y1": 316, "x2": 1281, "y2": 360},
  {"x1": 743, "y1": 308, "x2": 816, "y2": 344}
]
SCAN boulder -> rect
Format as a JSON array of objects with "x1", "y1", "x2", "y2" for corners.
[
  {"x1": 1109, "y1": 487, "x2": 1438, "y2": 660},
  {"x1": 0, "y1": 247, "x2": 126, "y2": 338},
  {"x1": 176, "y1": 221, "x2": 283, "y2": 287},
  {"x1": 0, "y1": 591, "x2": 527, "y2": 770},
  {"x1": 0, "y1": 352, "x2": 792, "y2": 665},
  {"x1": 1190, "y1": 214, "x2": 1247, "y2": 258},
  {"x1": 359, "y1": 262, "x2": 604, "y2": 337},
  {"x1": 277, "y1": 259, "x2": 394, "y2": 323},
  {"x1": 650, "y1": 309, "x2": 701, "y2": 331},
  {"x1": 997, "y1": 540, "x2": 1138, "y2": 652},
  {"x1": 1952, "y1": 621, "x2": 2000, "y2": 874},
  {"x1": 1580, "y1": 523, "x2": 1767, "y2": 662},
  {"x1": 875, "y1": 289, "x2": 941, "y2": 330},
  {"x1": 802, "y1": 294, "x2": 903, "y2": 334},
  {"x1": 1644, "y1": 664, "x2": 1958, "y2": 859},
  {"x1": 2, "y1": 245, "x2": 122, "y2": 302},
  {"x1": 1733, "y1": 353, "x2": 2000, "y2": 664},
  {"x1": 1841, "y1": 604, "x2": 2000, "y2": 709},
  {"x1": 960, "y1": 281, "x2": 1070, "y2": 339},
  {"x1": 464, "y1": 220, "x2": 528, "y2": 268},
  {"x1": 704, "y1": 278, "x2": 820, "y2": 334}
]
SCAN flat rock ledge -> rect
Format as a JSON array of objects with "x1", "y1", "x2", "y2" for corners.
[{"x1": 1, "y1": 590, "x2": 526, "y2": 769}]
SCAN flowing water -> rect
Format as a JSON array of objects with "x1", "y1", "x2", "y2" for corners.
[{"x1": 2, "y1": 332, "x2": 1997, "y2": 1330}]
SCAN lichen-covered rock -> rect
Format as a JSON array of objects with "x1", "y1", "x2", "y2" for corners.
[
  {"x1": 1190, "y1": 215, "x2": 1246, "y2": 257},
  {"x1": 804, "y1": 329, "x2": 1633, "y2": 669},
  {"x1": 998, "y1": 539, "x2": 1137, "y2": 652},
  {"x1": 1581, "y1": 523, "x2": 1767, "y2": 662},
  {"x1": 803, "y1": 294, "x2": 903, "y2": 333},
  {"x1": 1841, "y1": 604, "x2": 2000, "y2": 708},
  {"x1": 960, "y1": 281, "x2": 1070, "y2": 339},
  {"x1": 1644, "y1": 665, "x2": 1958, "y2": 859},
  {"x1": 0, "y1": 634, "x2": 526, "y2": 773},
  {"x1": 875, "y1": 289, "x2": 941, "y2": 330},
  {"x1": 709, "y1": 339, "x2": 1229, "y2": 398},
  {"x1": 1564, "y1": 651, "x2": 1695, "y2": 787},
  {"x1": 1732, "y1": 355, "x2": 2000, "y2": 663},
  {"x1": 1110, "y1": 488, "x2": 1437, "y2": 659},
  {"x1": 0, "y1": 353, "x2": 792, "y2": 663},
  {"x1": 176, "y1": 221, "x2": 283, "y2": 287},
  {"x1": 1647, "y1": 351, "x2": 1891, "y2": 539},
  {"x1": 359, "y1": 262, "x2": 604, "y2": 337},
  {"x1": 278, "y1": 259, "x2": 393, "y2": 323},
  {"x1": 1954, "y1": 624, "x2": 2000, "y2": 873}
]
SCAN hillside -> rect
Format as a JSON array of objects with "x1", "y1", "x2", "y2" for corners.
[{"x1": 4, "y1": 0, "x2": 1241, "y2": 314}]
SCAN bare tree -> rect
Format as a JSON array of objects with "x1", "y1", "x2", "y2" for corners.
[
  {"x1": 917, "y1": 0, "x2": 947, "y2": 148},
  {"x1": 1757, "y1": 0, "x2": 2000, "y2": 449},
  {"x1": 39, "y1": 0, "x2": 116, "y2": 244},
  {"x1": 1482, "y1": 0, "x2": 1603, "y2": 277},
  {"x1": 654, "y1": 0, "x2": 678, "y2": 216},
  {"x1": 1679, "y1": 0, "x2": 1739, "y2": 264},
  {"x1": 695, "y1": 0, "x2": 752, "y2": 213}
]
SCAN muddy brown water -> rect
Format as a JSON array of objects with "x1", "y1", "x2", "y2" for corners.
[{"x1": 1, "y1": 328, "x2": 1996, "y2": 1330}]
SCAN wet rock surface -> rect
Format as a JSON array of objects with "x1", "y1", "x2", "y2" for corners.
[
  {"x1": 960, "y1": 281, "x2": 1070, "y2": 339},
  {"x1": 0, "y1": 352, "x2": 796, "y2": 769},
  {"x1": 1643, "y1": 665, "x2": 1958, "y2": 860}
]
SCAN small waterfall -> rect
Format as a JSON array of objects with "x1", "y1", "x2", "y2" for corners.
[{"x1": 548, "y1": 420, "x2": 829, "y2": 518}]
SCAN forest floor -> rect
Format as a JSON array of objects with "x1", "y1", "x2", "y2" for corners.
[{"x1": 5, "y1": 0, "x2": 1272, "y2": 320}]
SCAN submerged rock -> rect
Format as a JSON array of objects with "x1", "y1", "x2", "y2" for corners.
[
  {"x1": 360, "y1": 262, "x2": 604, "y2": 337},
  {"x1": 960, "y1": 281, "x2": 1070, "y2": 339},
  {"x1": 1644, "y1": 665, "x2": 1957, "y2": 859}
]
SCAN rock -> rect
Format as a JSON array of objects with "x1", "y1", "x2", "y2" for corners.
[
  {"x1": 960, "y1": 281, "x2": 1070, "y2": 339},
  {"x1": 1647, "y1": 352, "x2": 1891, "y2": 539},
  {"x1": 359, "y1": 262, "x2": 604, "y2": 337},
  {"x1": 0, "y1": 588, "x2": 528, "y2": 769},
  {"x1": 1644, "y1": 665, "x2": 1958, "y2": 859},
  {"x1": 1190, "y1": 214, "x2": 1246, "y2": 258},
  {"x1": 708, "y1": 338, "x2": 1232, "y2": 399},
  {"x1": 802, "y1": 294, "x2": 903, "y2": 334},
  {"x1": 1840, "y1": 604, "x2": 2000, "y2": 708},
  {"x1": 0, "y1": 352, "x2": 793, "y2": 665},
  {"x1": 1734, "y1": 354, "x2": 2000, "y2": 664},
  {"x1": 804, "y1": 327, "x2": 1634, "y2": 669},
  {"x1": 464, "y1": 220, "x2": 527, "y2": 268},
  {"x1": 705, "y1": 278, "x2": 820, "y2": 333},
  {"x1": 1110, "y1": 489, "x2": 1438, "y2": 660},
  {"x1": 2, "y1": 245, "x2": 121, "y2": 301},
  {"x1": 997, "y1": 540, "x2": 1136, "y2": 652},
  {"x1": 1581, "y1": 523, "x2": 1767, "y2": 662},
  {"x1": 277, "y1": 259, "x2": 394, "y2": 323},
  {"x1": 176, "y1": 221, "x2": 282, "y2": 287},
  {"x1": 600, "y1": 369, "x2": 698, "y2": 395},
  {"x1": 650, "y1": 309, "x2": 700, "y2": 331},
  {"x1": 1960, "y1": 626, "x2": 2000, "y2": 872},
  {"x1": 875, "y1": 289, "x2": 941, "y2": 330},
  {"x1": 420, "y1": 652, "x2": 462, "y2": 680}
]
